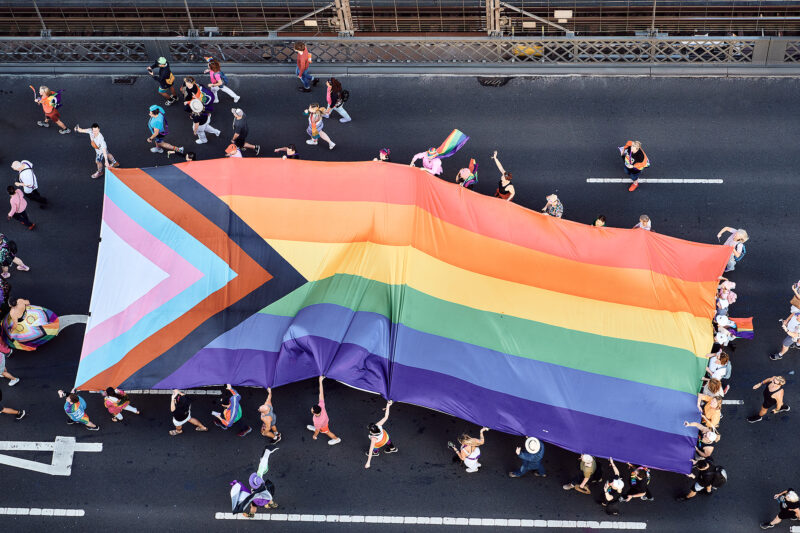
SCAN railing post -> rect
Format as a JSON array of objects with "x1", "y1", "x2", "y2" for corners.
[
  {"x1": 764, "y1": 38, "x2": 788, "y2": 65},
  {"x1": 334, "y1": 0, "x2": 355, "y2": 37},
  {"x1": 486, "y1": 0, "x2": 502, "y2": 37}
]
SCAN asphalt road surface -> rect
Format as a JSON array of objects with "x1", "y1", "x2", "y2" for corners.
[{"x1": 0, "y1": 73, "x2": 797, "y2": 532}]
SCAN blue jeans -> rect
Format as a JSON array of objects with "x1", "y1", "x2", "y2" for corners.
[
  {"x1": 296, "y1": 66, "x2": 314, "y2": 89},
  {"x1": 625, "y1": 167, "x2": 641, "y2": 181},
  {"x1": 512, "y1": 460, "x2": 545, "y2": 477}
]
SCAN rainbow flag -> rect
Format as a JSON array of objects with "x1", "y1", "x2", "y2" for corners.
[
  {"x1": 730, "y1": 317, "x2": 754, "y2": 339},
  {"x1": 76, "y1": 159, "x2": 731, "y2": 474},
  {"x1": 435, "y1": 129, "x2": 469, "y2": 159}
]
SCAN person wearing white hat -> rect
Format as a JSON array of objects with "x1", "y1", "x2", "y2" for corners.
[
  {"x1": 189, "y1": 99, "x2": 221, "y2": 145},
  {"x1": 761, "y1": 489, "x2": 800, "y2": 529},
  {"x1": 562, "y1": 454, "x2": 599, "y2": 494},
  {"x1": 508, "y1": 437, "x2": 545, "y2": 478},
  {"x1": 230, "y1": 108, "x2": 260, "y2": 155},
  {"x1": 541, "y1": 194, "x2": 563, "y2": 218},
  {"x1": 684, "y1": 421, "x2": 719, "y2": 461},
  {"x1": 601, "y1": 458, "x2": 625, "y2": 515},
  {"x1": 448, "y1": 427, "x2": 488, "y2": 473}
]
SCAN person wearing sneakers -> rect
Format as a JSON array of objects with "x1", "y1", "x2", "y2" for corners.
[
  {"x1": 231, "y1": 108, "x2": 260, "y2": 155},
  {"x1": 449, "y1": 427, "x2": 488, "y2": 473},
  {"x1": 365, "y1": 400, "x2": 397, "y2": 469},
  {"x1": 684, "y1": 421, "x2": 720, "y2": 461},
  {"x1": 146, "y1": 57, "x2": 179, "y2": 105},
  {"x1": 323, "y1": 78, "x2": 351, "y2": 123},
  {"x1": 761, "y1": 489, "x2": 800, "y2": 529},
  {"x1": 619, "y1": 140, "x2": 649, "y2": 192},
  {"x1": 0, "y1": 235, "x2": 30, "y2": 279},
  {"x1": 59, "y1": 389, "x2": 98, "y2": 430},
  {"x1": 204, "y1": 57, "x2": 240, "y2": 103},
  {"x1": 625, "y1": 464, "x2": 654, "y2": 502},
  {"x1": 295, "y1": 42, "x2": 319, "y2": 93},
  {"x1": 169, "y1": 389, "x2": 208, "y2": 436},
  {"x1": 258, "y1": 387, "x2": 281, "y2": 444},
  {"x1": 307, "y1": 376, "x2": 341, "y2": 446},
  {"x1": 0, "y1": 347, "x2": 19, "y2": 386},
  {"x1": 509, "y1": 437, "x2": 546, "y2": 478},
  {"x1": 34, "y1": 86, "x2": 70, "y2": 134},
  {"x1": 11, "y1": 160, "x2": 47, "y2": 208},
  {"x1": 7, "y1": 187, "x2": 34, "y2": 230},
  {"x1": 102, "y1": 387, "x2": 141, "y2": 423},
  {"x1": 303, "y1": 103, "x2": 335, "y2": 150},
  {"x1": 189, "y1": 99, "x2": 221, "y2": 145},
  {"x1": 74, "y1": 123, "x2": 119, "y2": 179},
  {"x1": 563, "y1": 454, "x2": 600, "y2": 494},
  {"x1": 213, "y1": 384, "x2": 251, "y2": 437},
  {"x1": 748, "y1": 376, "x2": 789, "y2": 423},
  {"x1": 770, "y1": 309, "x2": 800, "y2": 360},
  {"x1": 0, "y1": 389, "x2": 25, "y2": 421},
  {"x1": 147, "y1": 105, "x2": 183, "y2": 156}
]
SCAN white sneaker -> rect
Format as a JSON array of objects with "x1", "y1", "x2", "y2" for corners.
[
  {"x1": 328, "y1": 438, "x2": 341, "y2": 445},
  {"x1": 329, "y1": 142, "x2": 336, "y2": 150},
  {"x1": 150, "y1": 147, "x2": 164, "y2": 153},
  {"x1": 8, "y1": 378, "x2": 19, "y2": 386},
  {"x1": 465, "y1": 467, "x2": 479, "y2": 473},
  {"x1": 233, "y1": 96, "x2": 240, "y2": 103},
  {"x1": 214, "y1": 130, "x2": 221, "y2": 137},
  {"x1": 339, "y1": 118, "x2": 351, "y2": 123},
  {"x1": 306, "y1": 139, "x2": 318, "y2": 145},
  {"x1": 195, "y1": 139, "x2": 207, "y2": 144},
  {"x1": 306, "y1": 425, "x2": 316, "y2": 431}
]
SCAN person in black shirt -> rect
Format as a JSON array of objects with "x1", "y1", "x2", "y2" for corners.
[
  {"x1": 189, "y1": 99, "x2": 221, "y2": 145},
  {"x1": 146, "y1": 57, "x2": 178, "y2": 104},
  {"x1": 274, "y1": 144, "x2": 300, "y2": 160},
  {"x1": 762, "y1": 489, "x2": 800, "y2": 529},
  {"x1": 677, "y1": 459, "x2": 726, "y2": 500},
  {"x1": 169, "y1": 389, "x2": 208, "y2": 436},
  {"x1": 231, "y1": 108, "x2": 260, "y2": 154}
]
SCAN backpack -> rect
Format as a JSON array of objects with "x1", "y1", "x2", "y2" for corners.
[
  {"x1": 340, "y1": 89, "x2": 350, "y2": 103},
  {"x1": 50, "y1": 90, "x2": 63, "y2": 109},
  {"x1": 733, "y1": 243, "x2": 746, "y2": 262},
  {"x1": 711, "y1": 466, "x2": 727, "y2": 488},
  {"x1": 219, "y1": 71, "x2": 229, "y2": 85}
]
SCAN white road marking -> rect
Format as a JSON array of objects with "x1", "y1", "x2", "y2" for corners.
[
  {"x1": 214, "y1": 513, "x2": 646, "y2": 528},
  {"x1": 790, "y1": 527, "x2": 800, "y2": 532},
  {"x1": 0, "y1": 437, "x2": 102, "y2": 476},
  {"x1": 57, "y1": 314, "x2": 89, "y2": 331},
  {"x1": 722, "y1": 399, "x2": 744, "y2": 405},
  {"x1": 586, "y1": 178, "x2": 723, "y2": 184},
  {"x1": 0, "y1": 508, "x2": 85, "y2": 517},
  {"x1": 88, "y1": 389, "x2": 221, "y2": 395}
]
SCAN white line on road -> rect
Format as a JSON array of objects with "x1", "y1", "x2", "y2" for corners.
[
  {"x1": 58, "y1": 315, "x2": 89, "y2": 331},
  {"x1": 722, "y1": 399, "x2": 744, "y2": 405},
  {"x1": 0, "y1": 508, "x2": 84, "y2": 517},
  {"x1": 125, "y1": 389, "x2": 222, "y2": 395},
  {"x1": 214, "y1": 513, "x2": 646, "y2": 529},
  {"x1": 0, "y1": 437, "x2": 102, "y2": 476},
  {"x1": 586, "y1": 178, "x2": 723, "y2": 184}
]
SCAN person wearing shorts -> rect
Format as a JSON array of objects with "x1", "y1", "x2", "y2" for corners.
[
  {"x1": 306, "y1": 376, "x2": 341, "y2": 445},
  {"x1": 770, "y1": 310, "x2": 800, "y2": 360},
  {"x1": 258, "y1": 387, "x2": 281, "y2": 444},
  {"x1": 58, "y1": 389, "x2": 98, "y2": 430},
  {"x1": 0, "y1": 350, "x2": 20, "y2": 386},
  {"x1": 147, "y1": 57, "x2": 179, "y2": 104},
  {"x1": 762, "y1": 488, "x2": 800, "y2": 529},
  {"x1": 364, "y1": 400, "x2": 397, "y2": 469},
  {"x1": 169, "y1": 389, "x2": 208, "y2": 435},
  {"x1": 0, "y1": 389, "x2": 25, "y2": 420},
  {"x1": 34, "y1": 86, "x2": 70, "y2": 134},
  {"x1": 75, "y1": 123, "x2": 119, "y2": 179}
]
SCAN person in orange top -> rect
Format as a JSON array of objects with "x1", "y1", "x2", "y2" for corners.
[
  {"x1": 696, "y1": 394, "x2": 723, "y2": 428},
  {"x1": 619, "y1": 140, "x2": 648, "y2": 191},
  {"x1": 295, "y1": 42, "x2": 319, "y2": 93},
  {"x1": 34, "y1": 86, "x2": 70, "y2": 134}
]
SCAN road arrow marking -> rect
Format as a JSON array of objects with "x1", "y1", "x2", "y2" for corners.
[{"x1": 0, "y1": 437, "x2": 102, "y2": 476}]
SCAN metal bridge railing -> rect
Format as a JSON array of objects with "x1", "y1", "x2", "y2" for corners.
[{"x1": 0, "y1": 36, "x2": 795, "y2": 66}]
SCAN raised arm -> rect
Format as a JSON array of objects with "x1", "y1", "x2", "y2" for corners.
[
  {"x1": 318, "y1": 376, "x2": 325, "y2": 404},
  {"x1": 716, "y1": 227, "x2": 735, "y2": 239},
  {"x1": 491, "y1": 150, "x2": 506, "y2": 174},
  {"x1": 376, "y1": 400, "x2": 393, "y2": 426},
  {"x1": 609, "y1": 458, "x2": 619, "y2": 477},
  {"x1": 475, "y1": 427, "x2": 489, "y2": 445}
]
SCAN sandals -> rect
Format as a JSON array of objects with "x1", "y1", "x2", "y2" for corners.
[
  {"x1": 16, "y1": 265, "x2": 30, "y2": 272},
  {"x1": 169, "y1": 430, "x2": 182, "y2": 436},
  {"x1": 196, "y1": 426, "x2": 208, "y2": 432}
]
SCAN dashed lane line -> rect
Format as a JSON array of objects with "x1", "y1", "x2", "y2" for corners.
[
  {"x1": 586, "y1": 178, "x2": 723, "y2": 184},
  {"x1": 214, "y1": 513, "x2": 646, "y2": 528},
  {"x1": 722, "y1": 400, "x2": 744, "y2": 405},
  {"x1": 88, "y1": 389, "x2": 221, "y2": 395},
  {"x1": 0, "y1": 508, "x2": 84, "y2": 517}
]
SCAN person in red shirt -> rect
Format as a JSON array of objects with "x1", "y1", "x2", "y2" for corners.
[
  {"x1": 306, "y1": 376, "x2": 341, "y2": 445},
  {"x1": 295, "y1": 42, "x2": 319, "y2": 93},
  {"x1": 34, "y1": 86, "x2": 70, "y2": 134}
]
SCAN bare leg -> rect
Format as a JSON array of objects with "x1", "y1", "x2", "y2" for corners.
[
  {"x1": 1, "y1": 407, "x2": 20, "y2": 415},
  {"x1": 2, "y1": 370, "x2": 18, "y2": 381},
  {"x1": 318, "y1": 130, "x2": 334, "y2": 146},
  {"x1": 12, "y1": 257, "x2": 29, "y2": 270},
  {"x1": 55, "y1": 119, "x2": 68, "y2": 130},
  {"x1": 156, "y1": 140, "x2": 182, "y2": 152},
  {"x1": 189, "y1": 418, "x2": 208, "y2": 431},
  {"x1": 324, "y1": 430, "x2": 339, "y2": 440}
]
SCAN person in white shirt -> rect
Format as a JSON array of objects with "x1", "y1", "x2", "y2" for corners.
[
  {"x1": 74, "y1": 123, "x2": 118, "y2": 179},
  {"x1": 770, "y1": 311, "x2": 800, "y2": 360},
  {"x1": 10, "y1": 161, "x2": 47, "y2": 208},
  {"x1": 634, "y1": 214, "x2": 651, "y2": 230}
]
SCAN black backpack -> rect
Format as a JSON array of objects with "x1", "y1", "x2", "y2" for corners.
[
  {"x1": 711, "y1": 466, "x2": 727, "y2": 488},
  {"x1": 340, "y1": 89, "x2": 350, "y2": 103}
]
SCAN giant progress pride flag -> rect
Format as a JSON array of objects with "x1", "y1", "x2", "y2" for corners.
[{"x1": 77, "y1": 159, "x2": 730, "y2": 473}]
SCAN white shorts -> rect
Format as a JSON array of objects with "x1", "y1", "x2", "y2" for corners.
[{"x1": 173, "y1": 410, "x2": 191, "y2": 427}]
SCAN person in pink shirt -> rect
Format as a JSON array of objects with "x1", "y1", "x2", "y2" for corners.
[
  {"x1": 7, "y1": 186, "x2": 34, "y2": 230},
  {"x1": 306, "y1": 376, "x2": 341, "y2": 445}
]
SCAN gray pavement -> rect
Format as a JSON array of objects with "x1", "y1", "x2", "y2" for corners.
[{"x1": 0, "y1": 73, "x2": 798, "y2": 532}]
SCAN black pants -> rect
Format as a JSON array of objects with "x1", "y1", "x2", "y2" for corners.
[
  {"x1": 12, "y1": 211, "x2": 32, "y2": 228},
  {"x1": 24, "y1": 189, "x2": 47, "y2": 206}
]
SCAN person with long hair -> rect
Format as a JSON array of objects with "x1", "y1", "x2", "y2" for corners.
[
  {"x1": 749, "y1": 376, "x2": 790, "y2": 423},
  {"x1": 491, "y1": 150, "x2": 515, "y2": 201},
  {"x1": 364, "y1": 400, "x2": 397, "y2": 469},
  {"x1": 34, "y1": 86, "x2": 70, "y2": 134},
  {"x1": 304, "y1": 103, "x2": 335, "y2": 150},
  {"x1": 717, "y1": 227, "x2": 749, "y2": 272},
  {"x1": 103, "y1": 387, "x2": 141, "y2": 422},
  {"x1": 169, "y1": 389, "x2": 208, "y2": 435},
  {"x1": 204, "y1": 57, "x2": 240, "y2": 103},
  {"x1": 449, "y1": 427, "x2": 488, "y2": 473},
  {"x1": 323, "y1": 78, "x2": 351, "y2": 123}
]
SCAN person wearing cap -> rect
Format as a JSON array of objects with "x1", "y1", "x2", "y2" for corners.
[
  {"x1": 189, "y1": 99, "x2": 221, "y2": 145},
  {"x1": 562, "y1": 454, "x2": 600, "y2": 494},
  {"x1": 508, "y1": 437, "x2": 545, "y2": 478},
  {"x1": 449, "y1": 427, "x2": 488, "y2": 473},
  {"x1": 274, "y1": 144, "x2": 300, "y2": 160},
  {"x1": 146, "y1": 57, "x2": 178, "y2": 105},
  {"x1": 230, "y1": 108, "x2": 260, "y2": 155},
  {"x1": 364, "y1": 400, "x2": 397, "y2": 469},
  {"x1": 762, "y1": 489, "x2": 800, "y2": 529},
  {"x1": 294, "y1": 42, "x2": 319, "y2": 93},
  {"x1": 619, "y1": 140, "x2": 649, "y2": 192},
  {"x1": 684, "y1": 421, "x2": 719, "y2": 461},
  {"x1": 601, "y1": 458, "x2": 625, "y2": 515},
  {"x1": 373, "y1": 148, "x2": 390, "y2": 162},
  {"x1": 770, "y1": 309, "x2": 800, "y2": 361},
  {"x1": 410, "y1": 148, "x2": 443, "y2": 176},
  {"x1": 146, "y1": 105, "x2": 183, "y2": 155},
  {"x1": 748, "y1": 375, "x2": 789, "y2": 423},
  {"x1": 542, "y1": 194, "x2": 563, "y2": 218},
  {"x1": 238, "y1": 473, "x2": 278, "y2": 518},
  {"x1": 225, "y1": 144, "x2": 243, "y2": 158}
]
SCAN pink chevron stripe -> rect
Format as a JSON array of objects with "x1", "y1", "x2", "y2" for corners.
[{"x1": 80, "y1": 196, "x2": 204, "y2": 359}]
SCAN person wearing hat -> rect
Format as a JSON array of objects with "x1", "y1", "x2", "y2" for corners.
[
  {"x1": 409, "y1": 148, "x2": 443, "y2": 176},
  {"x1": 677, "y1": 459, "x2": 727, "y2": 500},
  {"x1": 562, "y1": 454, "x2": 600, "y2": 494},
  {"x1": 762, "y1": 489, "x2": 800, "y2": 529},
  {"x1": 748, "y1": 375, "x2": 789, "y2": 423},
  {"x1": 225, "y1": 144, "x2": 243, "y2": 158},
  {"x1": 230, "y1": 108, "x2": 260, "y2": 155},
  {"x1": 146, "y1": 57, "x2": 178, "y2": 105},
  {"x1": 373, "y1": 148, "x2": 390, "y2": 162},
  {"x1": 235, "y1": 473, "x2": 277, "y2": 518},
  {"x1": 508, "y1": 437, "x2": 545, "y2": 478},
  {"x1": 448, "y1": 427, "x2": 488, "y2": 473},
  {"x1": 364, "y1": 400, "x2": 397, "y2": 469},
  {"x1": 601, "y1": 458, "x2": 625, "y2": 515},
  {"x1": 684, "y1": 421, "x2": 719, "y2": 461},
  {"x1": 542, "y1": 194, "x2": 563, "y2": 218},
  {"x1": 189, "y1": 99, "x2": 220, "y2": 145},
  {"x1": 146, "y1": 105, "x2": 183, "y2": 155}
]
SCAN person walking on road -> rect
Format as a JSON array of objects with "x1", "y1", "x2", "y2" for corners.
[
  {"x1": 146, "y1": 57, "x2": 179, "y2": 105},
  {"x1": 274, "y1": 144, "x2": 300, "y2": 160},
  {"x1": 365, "y1": 400, "x2": 397, "y2": 469},
  {"x1": 34, "y1": 86, "x2": 70, "y2": 134},
  {"x1": 0, "y1": 389, "x2": 25, "y2": 420},
  {"x1": 770, "y1": 309, "x2": 800, "y2": 361},
  {"x1": 717, "y1": 227, "x2": 748, "y2": 273},
  {"x1": 204, "y1": 57, "x2": 240, "y2": 103},
  {"x1": 0, "y1": 348, "x2": 19, "y2": 386},
  {"x1": 11, "y1": 160, "x2": 47, "y2": 208},
  {"x1": 189, "y1": 99, "x2": 221, "y2": 145},
  {"x1": 677, "y1": 459, "x2": 727, "y2": 500},
  {"x1": 258, "y1": 387, "x2": 281, "y2": 444},
  {"x1": 748, "y1": 376, "x2": 789, "y2": 422},
  {"x1": 542, "y1": 194, "x2": 563, "y2": 218},
  {"x1": 509, "y1": 437, "x2": 546, "y2": 478},
  {"x1": 213, "y1": 384, "x2": 251, "y2": 437},
  {"x1": 7, "y1": 187, "x2": 34, "y2": 230},
  {"x1": 563, "y1": 454, "x2": 600, "y2": 494},
  {"x1": 304, "y1": 103, "x2": 336, "y2": 150},
  {"x1": 103, "y1": 387, "x2": 141, "y2": 422},
  {"x1": 231, "y1": 108, "x2": 260, "y2": 154},
  {"x1": 242, "y1": 474, "x2": 278, "y2": 517},
  {"x1": 169, "y1": 389, "x2": 208, "y2": 435},
  {"x1": 58, "y1": 389, "x2": 98, "y2": 430},
  {"x1": 295, "y1": 42, "x2": 318, "y2": 93},
  {"x1": 684, "y1": 421, "x2": 720, "y2": 461},
  {"x1": 306, "y1": 376, "x2": 341, "y2": 445},
  {"x1": 74, "y1": 123, "x2": 119, "y2": 179},
  {"x1": 373, "y1": 148, "x2": 390, "y2": 162},
  {"x1": 491, "y1": 151, "x2": 515, "y2": 201},
  {"x1": 625, "y1": 464, "x2": 654, "y2": 502},
  {"x1": 601, "y1": 458, "x2": 625, "y2": 515},
  {"x1": 147, "y1": 105, "x2": 183, "y2": 155},
  {"x1": 761, "y1": 489, "x2": 800, "y2": 529},
  {"x1": 449, "y1": 427, "x2": 489, "y2": 473},
  {"x1": 323, "y1": 78, "x2": 351, "y2": 123},
  {"x1": 0, "y1": 235, "x2": 30, "y2": 279},
  {"x1": 619, "y1": 140, "x2": 649, "y2": 192}
]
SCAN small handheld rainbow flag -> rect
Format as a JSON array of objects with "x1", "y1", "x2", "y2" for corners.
[
  {"x1": 730, "y1": 317, "x2": 754, "y2": 339},
  {"x1": 435, "y1": 129, "x2": 469, "y2": 159}
]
